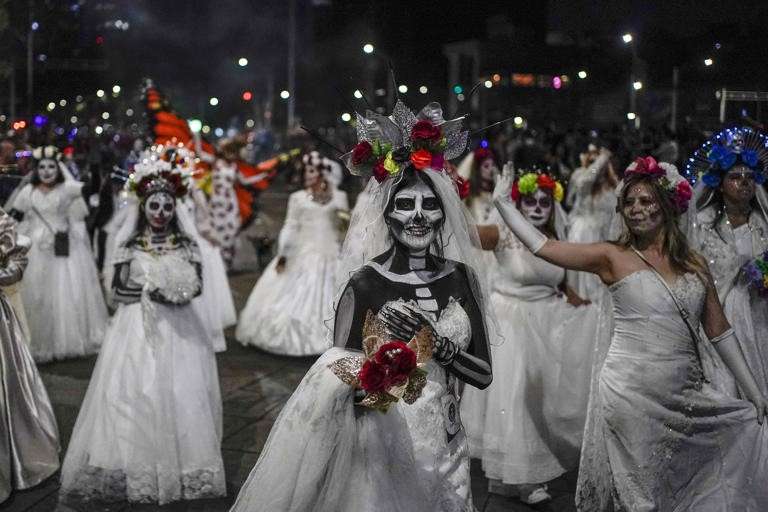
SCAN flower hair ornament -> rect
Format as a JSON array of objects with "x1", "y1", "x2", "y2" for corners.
[
  {"x1": 31, "y1": 145, "x2": 61, "y2": 161},
  {"x1": 685, "y1": 126, "x2": 768, "y2": 187},
  {"x1": 510, "y1": 170, "x2": 565, "y2": 203},
  {"x1": 624, "y1": 156, "x2": 692, "y2": 214},
  {"x1": 127, "y1": 148, "x2": 190, "y2": 201},
  {"x1": 343, "y1": 100, "x2": 469, "y2": 184}
]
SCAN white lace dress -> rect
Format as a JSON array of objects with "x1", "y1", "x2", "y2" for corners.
[
  {"x1": 695, "y1": 206, "x2": 768, "y2": 396},
  {"x1": 231, "y1": 298, "x2": 476, "y2": 512},
  {"x1": 576, "y1": 270, "x2": 768, "y2": 511},
  {"x1": 462, "y1": 217, "x2": 606, "y2": 484},
  {"x1": 566, "y1": 163, "x2": 617, "y2": 301},
  {"x1": 236, "y1": 189, "x2": 348, "y2": 355},
  {"x1": 59, "y1": 244, "x2": 225, "y2": 505},
  {"x1": 8, "y1": 183, "x2": 108, "y2": 362}
]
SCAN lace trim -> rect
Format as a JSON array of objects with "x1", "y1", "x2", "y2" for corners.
[{"x1": 62, "y1": 465, "x2": 225, "y2": 504}]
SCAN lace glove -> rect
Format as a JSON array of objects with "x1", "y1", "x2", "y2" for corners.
[{"x1": 493, "y1": 162, "x2": 547, "y2": 254}]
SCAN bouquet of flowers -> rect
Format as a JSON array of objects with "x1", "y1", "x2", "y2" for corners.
[
  {"x1": 743, "y1": 251, "x2": 768, "y2": 297},
  {"x1": 329, "y1": 311, "x2": 432, "y2": 412}
]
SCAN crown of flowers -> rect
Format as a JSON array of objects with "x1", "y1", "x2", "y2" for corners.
[
  {"x1": 685, "y1": 126, "x2": 768, "y2": 188},
  {"x1": 343, "y1": 100, "x2": 469, "y2": 184},
  {"x1": 701, "y1": 144, "x2": 764, "y2": 187},
  {"x1": 510, "y1": 170, "x2": 564, "y2": 203},
  {"x1": 127, "y1": 151, "x2": 189, "y2": 201},
  {"x1": 625, "y1": 156, "x2": 692, "y2": 213}
]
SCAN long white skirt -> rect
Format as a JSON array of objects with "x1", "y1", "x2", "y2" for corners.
[
  {"x1": 462, "y1": 290, "x2": 604, "y2": 484},
  {"x1": 197, "y1": 237, "x2": 236, "y2": 353},
  {"x1": 59, "y1": 300, "x2": 225, "y2": 505},
  {"x1": 231, "y1": 348, "x2": 467, "y2": 512},
  {"x1": 235, "y1": 250, "x2": 336, "y2": 355},
  {"x1": 22, "y1": 222, "x2": 107, "y2": 362}
]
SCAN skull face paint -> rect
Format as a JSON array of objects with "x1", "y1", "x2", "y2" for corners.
[
  {"x1": 144, "y1": 192, "x2": 176, "y2": 231},
  {"x1": 387, "y1": 179, "x2": 444, "y2": 251},
  {"x1": 519, "y1": 189, "x2": 553, "y2": 227},
  {"x1": 622, "y1": 183, "x2": 663, "y2": 236},
  {"x1": 721, "y1": 164, "x2": 756, "y2": 204},
  {"x1": 37, "y1": 159, "x2": 60, "y2": 185}
]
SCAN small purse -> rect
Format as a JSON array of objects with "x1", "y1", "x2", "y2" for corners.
[{"x1": 32, "y1": 207, "x2": 69, "y2": 257}]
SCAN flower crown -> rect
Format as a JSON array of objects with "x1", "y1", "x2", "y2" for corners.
[
  {"x1": 127, "y1": 151, "x2": 189, "y2": 201},
  {"x1": 685, "y1": 126, "x2": 768, "y2": 187},
  {"x1": 343, "y1": 100, "x2": 469, "y2": 184},
  {"x1": 701, "y1": 144, "x2": 764, "y2": 187},
  {"x1": 510, "y1": 171, "x2": 564, "y2": 203},
  {"x1": 625, "y1": 156, "x2": 692, "y2": 213}
]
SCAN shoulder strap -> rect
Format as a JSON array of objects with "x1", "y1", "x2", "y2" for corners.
[
  {"x1": 631, "y1": 247, "x2": 706, "y2": 365},
  {"x1": 30, "y1": 206, "x2": 57, "y2": 235}
]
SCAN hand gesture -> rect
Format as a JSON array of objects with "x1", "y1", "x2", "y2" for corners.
[
  {"x1": 378, "y1": 302, "x2": 431, "y2": 342},
  {"x1": 492, "y1": 162, "x2": 516, "y2": 205}
]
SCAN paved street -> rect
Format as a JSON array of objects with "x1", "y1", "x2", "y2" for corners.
[{"x1": 1, "y1": 190, "x2": 577, "y2": 512}]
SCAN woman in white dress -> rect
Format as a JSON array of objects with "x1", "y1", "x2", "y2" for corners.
[
  {"x1": 59, "y1": 158, "x2": 225, "y2": 506},
  {"x1": 0, "y1": 211, "x2": 60, "y2": 504},
  {"x1": 690, "y1": 128, "x2": 768, "y2": 396},
  {"x1": 457, "y1": 146, "x2": 499, "y2": 223},
  {"x1": 462, "y1": 169, "x2": 605, "y2": 505},
  {"x1": 493, "y1": 156, "x2": 768, "y2": 511},
  {"x1": 235, "y1": 156, "x2": 349, "y2": 356},
  {"x1": 566, "y1": 146, "x2": 619, "y2": 301},
  {"x1": 230, "y1": 101, "x2": 498, "y2": 512},
  {"x1": 7, "y1": 146, "x2": 108, "y2": 362}
]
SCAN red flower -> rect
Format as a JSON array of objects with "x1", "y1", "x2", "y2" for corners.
[
  {"x1": 628, "y1": 156, "x2": 665, "y2": 178},
  {"x1": 410, "y1": 149, "x2": 433, "y2": 170},
  {"x1": 411, "y1": 120, "x2": 441, "y2": 142},
  {"x1": 431, "y1": 152, "x2": 445, "y2": 170},
  {"x1": 455, "y1": 176, "x2": 471, "y2": 200},
  {"x1": 375, "y1": 341, "x2": 417, "y2": 386},
  {"x1": 372, "y1": 159, "x2": 388, "y2": 183},
  {"x1": 474, "y1": 147, "x2": 492, "y2": 163},
  {"x1": 674, "y1": 180, "x2": 692, "y2": 212},
  {"x1": 510, "y1": 181, "x2": 521, "y2": 202},
  {"x1": 537, "y1": 174, "x2": 556, "y2": 191},
  {"x1": 358, "y1": 359, "x2": 390, "y2": 393},
  {"x1": 351, "y1": 141, "x2": 373, "y2": 166}
]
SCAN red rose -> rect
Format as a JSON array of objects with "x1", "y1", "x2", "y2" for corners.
[
  {"x1": 375, "y1": 341, "x2": 417, "y2": 386},
  {"x1": 430, "y1": 152, "x2": 445, "y2": 171},
  {"x1": 474, "y1": 147, "x2": 492, "y2": 163},
  {"x1": 455, "y1": 176, "x2": 471, "y2": 200},
  {"x1": 411, "y1": 120, "x2": 441, "y2": 142},
  {"x1": 510, "y1": 181, "x2": 520, "y2": 202},
  {"x1": 351, "y1": 141, "x2": 373, "y2": 166},
  {"x1": 410, "y1": 149, "x2": 433, "y2": 170},
  {"x1": 358, "y1": 359, "x2": 390, "y2": 393},
  {"x1": 537, "y1": 174, "x2": 556, "y2": 191},
  {"x1": 372, "y1": 159, "x2": 388, "y2": 183}
]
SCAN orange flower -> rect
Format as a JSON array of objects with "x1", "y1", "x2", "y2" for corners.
[{"x1": 410, "y1": 149, "x2": 433, "y2": 170}]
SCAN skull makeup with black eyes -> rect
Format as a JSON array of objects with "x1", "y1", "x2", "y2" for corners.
[
  {"x1": 37, "y1": 158, "x2": 60, "y2": 185},
  {"x1": 519, "y1": 188, "x2": 553, "y2": 228},
  {"x1": 386, "y1": 176, "x2": 444, "y2": 252},
  {"x1": 144, "y1": 191, "x2": 176, "y2": 232}
]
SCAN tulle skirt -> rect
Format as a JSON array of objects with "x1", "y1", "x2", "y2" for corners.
[
  {"x1": 567, "y1": 214, "x2": 608, "y2": 302},
  {"x1": 1, "y1": 295, "x2": 60, "y2": 504},
  {"x1": 236, "y1": 250, "x2": 337, "y2": 356},
  {"x1": 231, "y1": 348, "x2": 473, "y2": 512},
  {"x1": 462, "y1": 290, "x2": 603, "y2": 484},
  {"x1": 21, "y1": 224, "x2": 108, "y2": 362},
  {"x1": 59, "y1": 300, "x2": 225, "y2": 505},
  {"x1": 197, "y1": 237, "x2": 236, "y2": 353}
]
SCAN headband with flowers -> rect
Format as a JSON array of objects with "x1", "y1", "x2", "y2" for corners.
[
  {"x1": 128, "y1": 152, "x2": 189, "y2": 201},
  {"x1": 624, "y1": 156, "x2": 692, "y2": 213},
  {"x1": 685, "y1": 126, "x2": 768, "y2": 188},
  {"x1": 510, "y1": 171, "x2": 564, "y2": 203},
  {"x1": 343, "y1": 100, "x2": 469, "y2": 184}
]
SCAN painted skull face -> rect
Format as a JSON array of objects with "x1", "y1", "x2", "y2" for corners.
[
  {"x1": 388, "y1": 179, "x2": 444, "y2": 251},
  {"x1": 721, "y1": 164, "x2": 756, "y2": 204},
  {"x1": 622, "y1": 183, "x2": 663, "y2": 236},
  {"x1": 37, "y1": 159, "x2": 59, "y2": 184},
  {"x1": 144, "y1": 192, "x2": 175, "y2": 231},
  {"x1": 519, "y1": 189, "x2": 553, "y2": 227}
]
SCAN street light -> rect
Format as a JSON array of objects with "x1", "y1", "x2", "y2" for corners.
[
  {"x1": 96, "y1": 89, "x2": 105, "y2": 98},
  {"x1": 513, "y1": 116, "x2": 524, "y2": 127},
  {"x1": 419, "y1": 85, "x2": 428, "y2": 94},
  {"x1": 622, "y1": 33, "x2": 633, "y2": 44},
  {"x1": 633, "y1": 81, "x2": 643, "y2": 90},
  {"x1": 341, "y1": 112, "x2": 352, "y2": 122},
  {"x1": 627, "y1": 112, "x2": 637, "y2": 120},
  {"x1": 484, "y1": 80, "x2": 493, "y2": 89},
  {"x1": 59, "y1": 99, "x2": 67, "y2": 106},
  {"x1": 112, "y1": 85, "x2": 121, "y2": 94},
  {"x1": 101, "y1": 112, "x2": 110, "y2": 120},
  {"x1": 398, "y1": 84, "x2": 408, "y2": 94},
  {"x1": 362, "y1": 43, "x2": 374, "y2": 54},
  {"x1": 280, "y1": 90, "x2": 290, "y2": 99},
  {"x1": 578, "y1": 70, "x2": 588, "y2": 79},
  {"x1": 188, "y1": 119, "x2": 202, "y2": 133},
  {"x1": 209, "y1": 97, "x2": 219, "y2": 106},
  {"x1": 238, "y1": 57, "x2": 248, "y2": 67},
  {"x1": 46, "y1": 102, "x2": 55, "y2": 111},
  {"x1": 353, "y1": 89, "x2": 363, "y2": 99},
  {"x1": 704, "y1": 58, "x2": 714, "y2": 66}
]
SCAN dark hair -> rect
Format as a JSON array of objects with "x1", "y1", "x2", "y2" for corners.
[
  {"x1": 697, "y1": 164, "x2": 759, "y2": 242},
  {"x1": 384, "y1": 167, "x2": 447, "y2": 257},
  {"x1": 31, "y1": 159, "x2": 65, "y2": 186},
  {"x1": 615, "y1": 173, "x2": 706, "y2": 279}
]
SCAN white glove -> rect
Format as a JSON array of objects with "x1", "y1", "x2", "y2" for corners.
[{"x1": 492, "y1": 162, "x2": 547, "y2": 254}]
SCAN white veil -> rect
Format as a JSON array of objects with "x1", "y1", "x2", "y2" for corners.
[{"x1": 335, "y1": 168, "x2": 501, "y2": 346}]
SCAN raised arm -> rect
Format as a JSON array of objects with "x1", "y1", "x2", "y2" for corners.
[
  {"x1": 492, "y1": 168, "x2": 618, "y2": 283},
  {"x1": 698, "y1": 265, "x2": 768, "y2": 422}
]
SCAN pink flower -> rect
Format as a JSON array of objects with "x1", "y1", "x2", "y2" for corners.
[
  {"x1": 674, "y1": 180, "x2": 692, "y2": 212},
  {"x1": 430, "y1": 152, "x2": 445, "y2": 170},
  {"x1": 628, "y1": 156, "x2": 665, "y2": 178}
]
